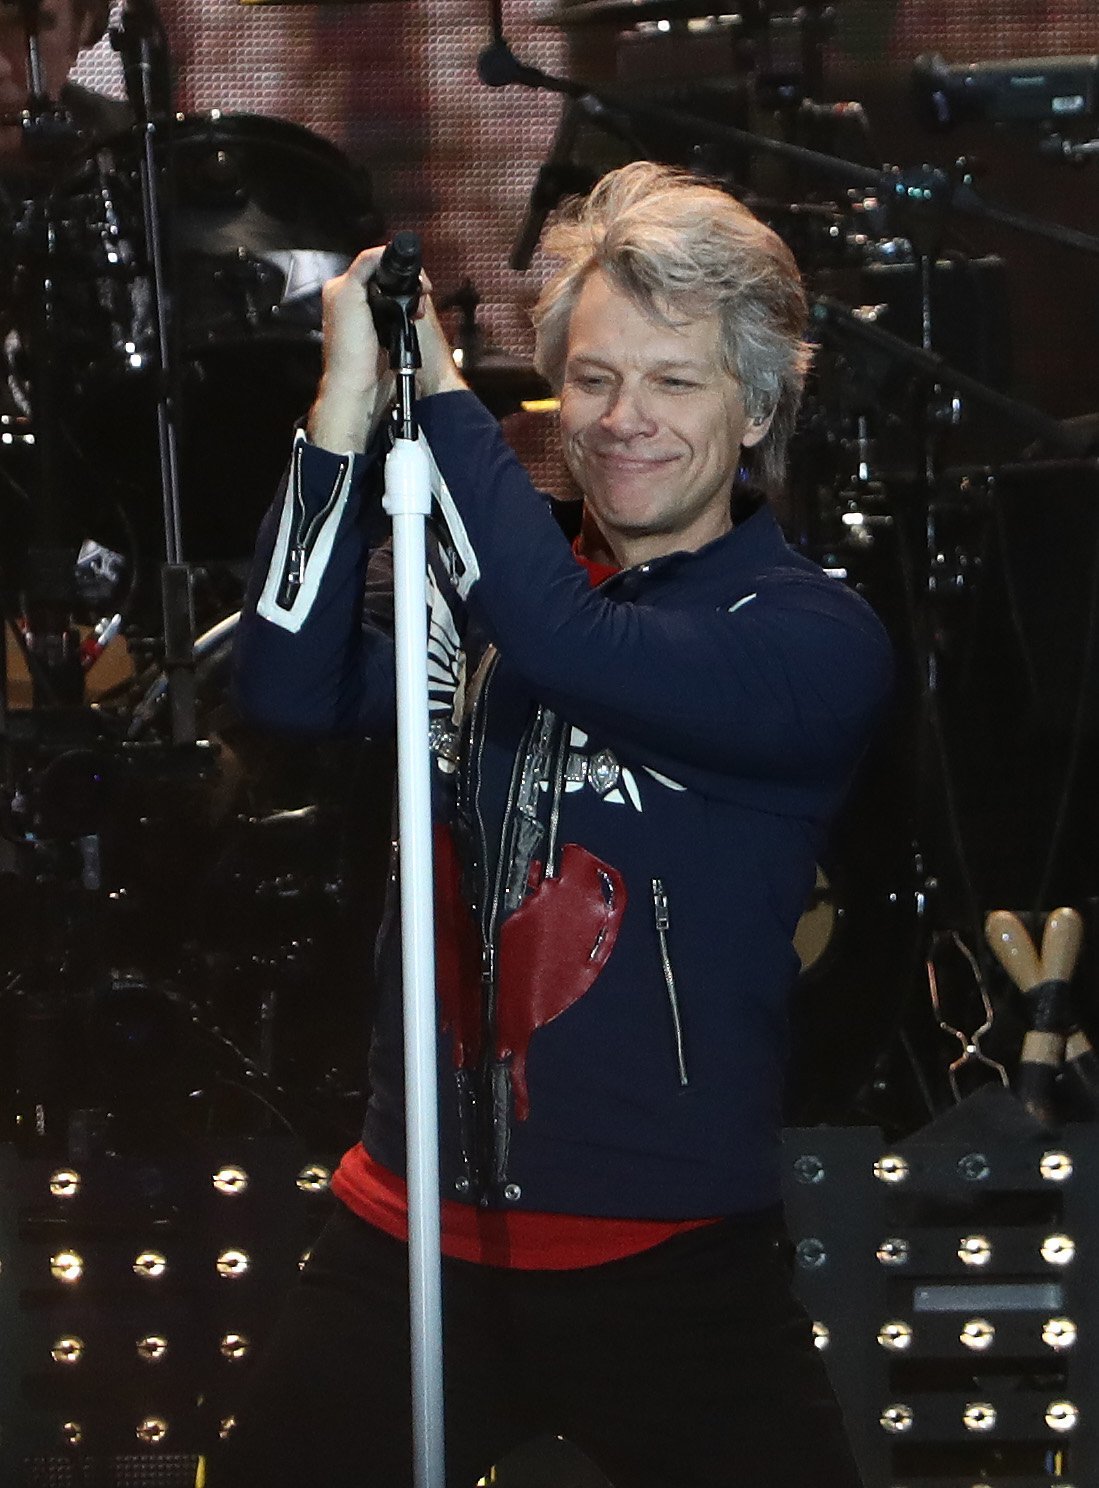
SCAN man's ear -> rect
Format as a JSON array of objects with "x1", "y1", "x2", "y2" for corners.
[{"x1": 741, "y1": 408, "x2": 775, "y2": 449}]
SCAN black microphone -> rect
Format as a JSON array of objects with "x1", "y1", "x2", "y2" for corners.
[
  {"x1": 477, "y1": 39, "x2": 568, "y2": 95},
  {"x1": 369, "y1": 231, "x2": 422, "y2": 372},
  {"x1": 371, "y1": 230, "x2": 423, "y2": 302}
]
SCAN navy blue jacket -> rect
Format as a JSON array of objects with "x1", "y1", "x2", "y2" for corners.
[{"x1": 233, "y1": 390, "x2": 893, "y2": 1220}]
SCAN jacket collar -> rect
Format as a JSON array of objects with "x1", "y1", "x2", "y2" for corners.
[{"x1": 596, "y1": 498, "x2": 789, "y2": 595}]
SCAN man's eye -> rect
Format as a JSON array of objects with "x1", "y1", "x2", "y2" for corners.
[
  {"x1": 660, "y1": 378, "x2": 697, "y2": 390},
  {"x1": 573, "y1": 374, "x2": 610, "y2": 390}
]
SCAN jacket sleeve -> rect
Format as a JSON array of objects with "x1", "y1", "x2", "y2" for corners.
[
  {"x1": 416, "y1": 390, "x2": 894, "y2": 791},
  {"x1": 231, "y1": 431, "x2": 396, "y2": 738}
]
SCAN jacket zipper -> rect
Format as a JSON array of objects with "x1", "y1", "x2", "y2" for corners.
[
  {"x1": 652, "y1": 878, "x2": 689, "y2": 1087},
  {"x1": 451, "y1": 649, "x2": 501, "y2": 1197},
  {"x1": 470, "y1": 678, "x2": 543, "y2": 1198},
  {"x1": 277, "y1": 444, "x2": 348, "y2": 607}
]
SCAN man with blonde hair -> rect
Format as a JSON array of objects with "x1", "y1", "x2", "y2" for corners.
[{"x1": 216, "y1": 161, "x2": 891, "y2": 1487}]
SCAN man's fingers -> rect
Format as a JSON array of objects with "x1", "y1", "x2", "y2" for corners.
[{"x1": 344, "y1": 245, "x2": 388, "y2": 285}]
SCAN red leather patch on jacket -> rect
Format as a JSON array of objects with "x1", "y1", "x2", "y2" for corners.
[
  {"x1": 434, "y1": 823, "x2": 483, "y2": 1069},
  {"x1": 496, "y1": 843, "x2": 626, "y2": 1119}
]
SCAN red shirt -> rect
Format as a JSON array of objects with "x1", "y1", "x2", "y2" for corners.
[{"x1": 333, "y1": 1145, "x2": 716, "y2": 1270}]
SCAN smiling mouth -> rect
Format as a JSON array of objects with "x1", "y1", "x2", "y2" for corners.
[{"x1": 592, "y1": 450, "x2": 675, "y2": 470}]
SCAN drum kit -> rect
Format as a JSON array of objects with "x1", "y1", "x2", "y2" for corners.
[
  {"x1": 0, "y1": 0, "x2": 399, "y2": 1152},
  {"x1": 1, "y1": 0, "x2": 1098, "y2": 1157}
]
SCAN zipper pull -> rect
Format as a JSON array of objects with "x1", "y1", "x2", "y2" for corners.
[{"x1": 652, "y1": 878, "x2": 669, "y2": 931}]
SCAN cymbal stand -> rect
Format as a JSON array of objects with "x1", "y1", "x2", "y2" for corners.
[
  {"x1": 10, "y1": 0, "x2": 87, "y2": 710},
  {"x1": 111, "y1": 0, "x2": 196, "y2": 747}
]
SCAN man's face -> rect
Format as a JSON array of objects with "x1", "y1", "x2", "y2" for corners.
[
  {"x1": 559, "y1": 269, "x2": 771, "y2": 568},
  {"x1": 0, "y1": 0, "x2": 87, "y2": 118}
]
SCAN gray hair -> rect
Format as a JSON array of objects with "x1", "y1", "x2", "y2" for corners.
[{"x1": 531, "y1": 160, "x2": 811, "y2": 497}]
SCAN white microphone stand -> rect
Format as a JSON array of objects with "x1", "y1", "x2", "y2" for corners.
[{"x1": 375, "y1": 256, "x2": 447, "y2": 1488}]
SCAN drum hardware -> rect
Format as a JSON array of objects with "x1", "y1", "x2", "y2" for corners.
[
  {"x1": 109, "y1": 0, "x2": 200, "y2": 750},
  {"x1": 927, "y1": 930, "x2": 1010, "y2": 1103},
  {"x1": 435, "y1": 279, "x2": 551, "y2": 417},
  {"x1": 1038, "y1": 130, "x2": 1099, "y2": 163},
  {"x1": 509, "y1": 95, "x2": 598, "y2": 272},
  {"x1": 912, "y1": 51, "x2": 1099, "y2": 133},
  {"x1": 538, "y1": 0, "x2": 838, "y2": 37},
  {"x1": 0, "y1": 0, "x2": 84, "y2": 166}
]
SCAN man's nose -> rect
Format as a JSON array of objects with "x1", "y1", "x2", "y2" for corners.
[{"x1": 599, "y1": 384, "x2": 657, "y2": 439}]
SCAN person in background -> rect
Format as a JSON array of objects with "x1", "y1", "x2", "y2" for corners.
[{"x1": 0, "y1": 0, "x2": 128, "y2": 169}]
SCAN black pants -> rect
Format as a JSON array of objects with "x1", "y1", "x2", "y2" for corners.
[{"x1": 207, "y1": 1205, "x2": 862, "y2": 1488}]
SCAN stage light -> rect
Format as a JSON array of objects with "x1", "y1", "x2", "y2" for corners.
[
  {"x1": 876, "y1": 1237, "x2": 910, "y2": 1266},
  {"x1": 49, "y1": 1169, "x2": 81, "y2": 1198},
  {"x1": 1041, "y1": 1317, "x2": 1077, "y2": 1351},
  {"x1": 795, "y1": 1237, "x2": 826, "y2": 1269},
  {"x1": 137, "y1": 1334, "x2": 169, "y2": 1362},
  {"x1": 792, "y1": 1155, "x2": 825, "y2": 1184},
  {"x1": 219, "y1": 1416, "x2": 237, "y2": 1440},
  {"x1": 50, "y1": 1250, "x2": 84, "y2": 1283},
  {"x1": 1041, "y1": 1234, "x2": 1075, "y2": 1266},
  {"x1": 957, "y1": 1152, "x2": 991, "y2": 1182},
  {"x1": 959, "y1": 1318, "x2": 995, "y2": 1351},
  {"x1": 299, "y1": 1247, "x2": 313, "y2": 1270},
  {"x1": 295, "y1": 1163, "x2": 332, "y2": 1193},
  {"x1": 61, "y1": 1422, "x2": 83, "y2": 1446},
  {"x1": 958, "y1": 1234, "x2": 992, "y2": 1267},
  {"x1": 219, "y1": 1332, "x2": 251, "y2": 1361},
  {"x1": 812, "y1": 1322, "x2": 830, "y2": 1350},
  {"x1": 873, "y1": 1154, "x2": 910, "y2": 1184},
  {"x1": 213, "y1": 1164, "x2": 250, "y2": 1196},
  {"x1": 133, "y1": 1250, "x2": 168, "y2": 1279},
  {"x1": 136, "y1": 1416, "x2": 169, "y2": 1444},
  {"x1": 880, "y1": 1404, "x2": 914, "y2": 1433},
  {"x1": 51, "y1": 1336, "x2": 85, "y2": 1365},
  {"x1": 877, "y1": 1320, "x2": 913, "y2": 1352},
  {"x1": 1046, "y1": 1400, "x2": 1079, "y2": 1432},
  {"x1": 217, "y1": 1247, "x2": 251, "y2": 1278},
  {"x1": 1039, "y1": 1151, "x2": 1073, "y2": 1183},
  {"x1": 962, "y1": 1401, "x2": 997, "y2": 1432}
]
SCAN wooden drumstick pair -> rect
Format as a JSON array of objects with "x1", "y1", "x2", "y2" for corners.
[{"x1": 984, "y1": 906, "x2": 1099, "y2": 1125}]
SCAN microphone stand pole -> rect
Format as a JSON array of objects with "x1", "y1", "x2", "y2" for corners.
[
  {"x1": 374, "y1": 248, "x2": 446, "y2": 1488},
  {"x1": 111, "y1": 0, "x2": 196, "y2": 746}
]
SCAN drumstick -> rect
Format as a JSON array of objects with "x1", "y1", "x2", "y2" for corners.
[
  {"x1": 1043, "y1": 906, "x2": 1099, "y2": 1117},
  {"x1": 1040, "y1": 906, "x2": 1084, "y2": 985},
  {"x1": 984, "y1": 910, "x2": 1064, "y2": 1126},
  {"x1": 985, "y1": 910, "x2": 1043, "y2": 992}
]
